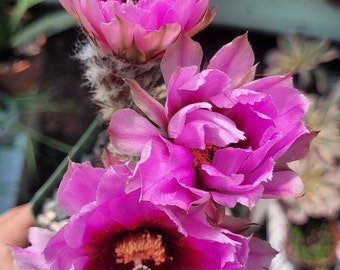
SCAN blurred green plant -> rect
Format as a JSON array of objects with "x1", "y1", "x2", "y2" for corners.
[
  {"x1": 264, "y1": 34, "x2": 339, "y2": 93},
  {"x1": 0, "y1": 0, "x2": 76, "y2": 58},
  {"x1": 281, "y1": 81, "x2": 340, "y2": 224},
  {"x1": 0, "y1": 89, "x2": 79, "y2": 187}
]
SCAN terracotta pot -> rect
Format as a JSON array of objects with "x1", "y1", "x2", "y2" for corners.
[{"x1": 0, "y1": 36, "x2": 46, "y2": 95}]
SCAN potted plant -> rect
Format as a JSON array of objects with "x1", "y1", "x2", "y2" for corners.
[
  {"x1": 0, "y1": 0, "x2": 76, "y2": 94},
  {"x1": 286, "y1": 218, "x2": 339, "y2": 269},
  {"x1": 267, "y1": 84, "x2": 340, "y2": 269}
]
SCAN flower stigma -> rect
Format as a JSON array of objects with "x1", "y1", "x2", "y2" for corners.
[{"x1": 114, "y1": 230, "x2": 168, "y2": 268}]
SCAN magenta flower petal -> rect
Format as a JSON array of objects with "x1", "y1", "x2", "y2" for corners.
[
  {"x1": 163, "y1": 204, "x2": 251, "y2": 267},
  {"x1": 200, "y1": 163, "x2": 265, "y2": 208},
  {"x1": 166, "y1": 68, "x2": 231, "y2": 118},
  {"x1": 200, "y1": 164, "x2": 245, "y2": 190},
  {"x1": 246, "y1": 237, "x2": 278, "y2": 270},
  {"x1": 109, "y1": 108, "x2": 162, "y2": 156},
  {"x1": 44, "y1": 185, "x2": 252, "y2": 269},
  {"x1": 109, "y1": 33, "x2": 314, "y2": 210},
  {"x1": 161, "y1": 33, "x2": 203, "y2": 84},
  {"x1": 168, "y1": 102, "x2": 245, "y2": 149},
  {"x1": 133, "y1": 139, "x2": 208, "y2": 210},
  {"x1": 165, "y1": 66, "x2": 199, "y2": 117},
  {"x1": 261, "y1": 169, "x2": 304, "y2": 198},
  {"x1": 278, "y1": 130, "x2": 318, "y2": 162},
  {"x1": 210, "y1": 88, "x2": 268, "y2": 109},
  {"x1": 96, "y1": 164, "x2": 133, "y2": 204},
  {"x1": 211, "y1": 148, "x2": 250, "y2": 176},
  {"x1": 207, "y1": 33, "x2": 256, "y2": 88},
  {"x1": 58, "y1": 161, "x2": 106, "y2": 215}
]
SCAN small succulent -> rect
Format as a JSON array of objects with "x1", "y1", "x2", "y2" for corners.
[
  {"x1": 264, "y1": 34, "x2": 339, "y2": 93},
  {"x1": 287, "y1": 218, "x2": 338, "y2": 268},
  {"x1": 305, "y1": 90, "x2": 340, "y2": 165},
  {"x1": 282, "y1": 87, "x2": 340, "y2": 224},
  {"x1": 283, "y1": 159, "x2": 340, "y2": 224},
  {"x1": 265, "y1": 34, "x2": 338, "y2": 75}
]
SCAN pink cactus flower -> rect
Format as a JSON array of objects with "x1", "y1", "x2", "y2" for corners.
[
  {"x1": 59, "y1": 0, "x2": 215, "y2": 62},
  {"x1": 109, "y1": 33, "x2": 315, "y2": 210},
  {"x1": 12, "y1": 161, "x2": 275, "y2": 270}
]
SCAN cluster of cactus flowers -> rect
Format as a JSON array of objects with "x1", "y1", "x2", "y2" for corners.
[{"x1": 12, "y1": 1, "x2": 315, "y2": 269}]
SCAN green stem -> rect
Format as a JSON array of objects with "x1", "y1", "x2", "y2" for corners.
[
  {"x1": 17, "y1": 123, "x2": 72, "y2": 153},
  {"x1": 30, "y1": 114, "x2": 103, "y2": 225}
]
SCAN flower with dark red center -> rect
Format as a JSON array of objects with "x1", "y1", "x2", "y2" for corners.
[
  {"x1": 108, "y1": 33, "x2": 316, "y2": 210},
  {"x1": 12, "y1": 161, "x2": 268, "y2": 269}
]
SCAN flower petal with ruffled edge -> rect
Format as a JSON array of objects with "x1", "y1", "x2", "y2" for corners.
[
  {"x1": 109, "y1": 108, "x2": 163, "y2": 156},
  {"x1": 59, "y1": 0, "x2": 215, "y2": 62},
  {"x1": 15, "y1": 161, "x2": 254, "y2": 270},
  {"x1": 44, "y1": 190, "x2": 252, "y2": 269},
  {"x1": 11, "y1": 227, "x2": 54, "y2": 270},
  {"x1": 57, "y1": 161, "x2": 106, "y2": 216},
  {"x1": 129, "y1": 138, "x2": 209, "y2": 210},
  {"x1": 109, "y1": 33, "x2": 313, "y2": 210}
]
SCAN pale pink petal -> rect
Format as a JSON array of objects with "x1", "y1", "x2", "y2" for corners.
[
  {"x1": 100, "y1": 16, "x2": 143, "y2": 55},
  {"x1": 12, "y1": 227, "x2": 54, "y2": 270},
  {"x1": 109, "y1": 108, "x2": 162, "y2": 156},
  {"x1": 187, "y1": 6, "x2": 216, "y2": 36},
  {"x1": 137, "y1": 23, "x2": 182, "y2": 60},
  {"x1": 60, "y1": 0, "x2": 212, "y2": 61},
  {"x1": 126, "y1": 78, "x2": 168, "y2": 130}
]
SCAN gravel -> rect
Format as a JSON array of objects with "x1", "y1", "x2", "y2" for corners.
[
  {"x1": 36, "y1": 190, "x2": 69, "y2": 232},
  {"x1": 35, "y1": 130, "x2": 109, "y2": 232}
]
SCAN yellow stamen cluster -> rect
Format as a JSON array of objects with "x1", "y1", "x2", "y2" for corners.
[{"x1": 114, "y1": 230, "x2": 167, "y2": 266}]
